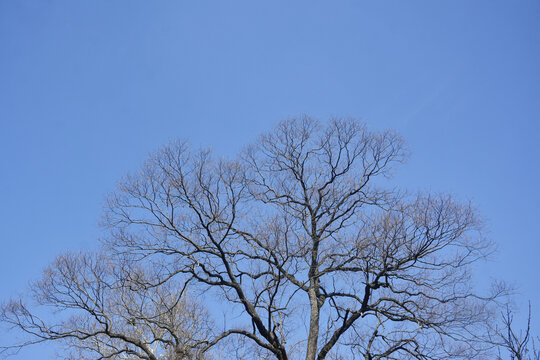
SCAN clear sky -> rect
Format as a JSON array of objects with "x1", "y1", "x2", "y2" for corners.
[{"x1": 1, "y1": 1, "x2": 539, "y2": 358}]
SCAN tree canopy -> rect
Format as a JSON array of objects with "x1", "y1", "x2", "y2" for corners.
[{"x1": 2, "y1": 118, "x2": 508, "y2": 360}]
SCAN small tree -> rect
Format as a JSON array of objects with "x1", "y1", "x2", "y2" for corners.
[
  {"x1": 1, "y1": 251, "x2": 213, "y2": 359},
  {"x1": 99, "y1": 117, "x2": 501, "y2": 360},
  {"x1": 494, "y1": 303, "x2": 540, "y2": 360}
]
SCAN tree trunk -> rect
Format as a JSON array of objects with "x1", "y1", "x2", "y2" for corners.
[{"x1": 305, "y1": 286, "x2": 320, "y2": 360}]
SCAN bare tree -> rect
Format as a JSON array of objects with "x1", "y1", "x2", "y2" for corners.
[
  {"x1": 1, "y1": 251, "x2": 213, "y2": 360},
  {"x1": 96, "y1": 117, "x2": 503, "y2": 360},
  {"x1": 493, "y1": 303, "x2": 540, "y2": 360}
]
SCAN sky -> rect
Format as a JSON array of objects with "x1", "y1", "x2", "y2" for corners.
[{"x1": 1, "y1": 1, "x2": 539, "y2": 358}]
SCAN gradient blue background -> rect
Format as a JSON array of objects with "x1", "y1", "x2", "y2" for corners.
[{"x1": 1, "y1": 1, "x2": 539, "y2": 358}]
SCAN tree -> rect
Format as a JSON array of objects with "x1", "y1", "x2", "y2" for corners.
[
  {"x1": 1, "y1": 251, "x2": 213, "y2": 359},
  {"x1": 100, "y1": 117, "x2": 501, "y2": 359},
  {"x1": 493, "y1": 303, "x2": 540, "y2": 360},
  {"x1": 2, "y1": 117, "x2": 503, "y2": 359}
]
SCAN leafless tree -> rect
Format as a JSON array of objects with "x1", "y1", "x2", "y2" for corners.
[
  {"x1": 1, "y1": 251, "x2": 213, "y2": 359},
  {"x1": 492, "y1": 303, "x2": 540, "y2": 360},
  {"x1": 96, "y1": 117, "x2": 503, "y2": 360}
]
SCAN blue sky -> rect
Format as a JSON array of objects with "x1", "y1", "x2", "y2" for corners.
[{"x1": 1, "y1": 1, "x2": 539, "y2": 358}]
